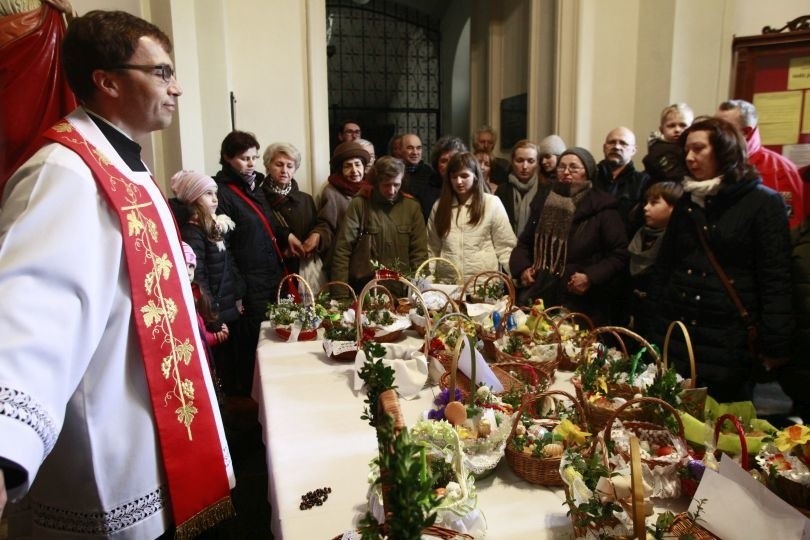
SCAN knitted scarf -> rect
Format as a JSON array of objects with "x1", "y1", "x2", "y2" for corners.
[
  {"x1": 328, "y1": 172, "x2": 368, "y2": 197},
  {"x1": 531, "y1": 182, "x2": 590, "y2": 276},
  {"x1": 628, "y1": 226, "x2": 665, "y2": 276},
  {"x1": 508, "y1": 172, "x2": 539, "y2": 235},
  {"x1": 266, "y1": 177, "x2": 293, "y2": 197},
  {"x1": 682, "y1": 176, "x2": 722, "y2": 208}
]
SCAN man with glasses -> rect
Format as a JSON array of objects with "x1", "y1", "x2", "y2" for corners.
[
  {"x1": 337, "y1": 120, "x2": 362, "y2": 143},
  {"x1": 594, "y1": 126, "x2": 649, "y2": 325},
  {"x1": 0, "y1": 10, "x2": 234, "y2": 539},
  {"x1": 595, "y1": 126, "x2": 650, "y2": 236}
]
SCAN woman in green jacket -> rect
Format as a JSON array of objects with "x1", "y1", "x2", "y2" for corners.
[{"x1": 331, "y1": 156, "x2": 428, "y2": 292}]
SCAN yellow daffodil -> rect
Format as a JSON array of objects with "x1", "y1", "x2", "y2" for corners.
[
  {"x1": 774, "y1": 424, "x2": 810, "y2": 453},
  {"x1": 597, "y1": 376, "x2": 608, "y2": 395},
  {"x1": 553, "y1": 418, "x2": 591, "y2": 446}
]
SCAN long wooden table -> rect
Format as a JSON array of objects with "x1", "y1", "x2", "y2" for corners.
[{"x1": 251, "y1": 323, "x2": 583, "y2": 539}]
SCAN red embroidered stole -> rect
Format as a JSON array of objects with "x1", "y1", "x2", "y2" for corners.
[{"x1": 43, "y1": 121, "x2": 233, "y2": 539}]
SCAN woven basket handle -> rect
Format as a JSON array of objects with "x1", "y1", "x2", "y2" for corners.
[
  {"x1": 602, "y1": 396, "x2": 685, "y2": 448},
  {"x1": 276, "y1": 272, "x2": 314, "y2": 305},
  {"x1": 629, "y1": 435, "x2": 646, "y2": 539},
  {"x1": 356, "y1": 277, "x2": 430, "y2": 351},
  {"x1": 420, "y1": 288, "x2": 460, "y2": 315},
  {"x1": 460, "y1": 270, "x2": 516, "y2": 308},
  {"x1": 506, "y1": 389, "x2": 588, "y2": 447},
  {"x1": 662, "y1": 320, "x2": 696, "y2": 388},
  {"x1": 431, "y1": 312, "x2": 477, "y2": 406},
  {"x1": 316, "y1": 280, "x2": 357, "y2": 302},
  {"x1": 713, "y1": 413, "x2": 750, "y2": 470},
  {"x1": 553, "y1": 311, "x2": 595, "y2": 333},
  {"x1": 414, "y1": 256, "x2": 463, "y2": 285},
  {"x1": 583, "y1": 326, "x2": 661, "y2": 375}
]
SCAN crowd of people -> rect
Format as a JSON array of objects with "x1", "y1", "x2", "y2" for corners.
[
  {"x1": 1, "y1": 6, "x2": 809, "y2": 539},
  {"x1": 166, "y1": 100, "x2": 809, "y2": 420}
]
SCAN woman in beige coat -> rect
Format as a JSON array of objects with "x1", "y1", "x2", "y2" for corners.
[{"x1": 427, "y1": 152, "x2": 517, "y2": 281}]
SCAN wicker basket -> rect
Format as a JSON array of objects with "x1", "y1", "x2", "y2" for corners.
[
  {"x1": 414, "y1": 257, "x2": 463, "y2": 290},
  {"x1": 357, "y1": 283, "x2": 409, "y2": 343},
  {"x1": 316, "y1": 280, "x2": 357, "y2": 329},
  {"x1": 602, "y1": 396, "x2": 688, "y2": 484},
  {"x1": 505, "y1": 389, "x2": 589, "y2": 487},
  {"x1": 430, "y1": 312, "x2": 525, "y2": 400},
  {"x1": 662, "y1": 320, "x2": 707, "y2": 420},
  {"x1": 543, "y1": 307, "x2": 594, "y2": 371},
  {"x1": 564, "y1": 436, "x2": 645, "y2": 539},
  {"x1": 667, "y1": 513, "x2": 718, "y2": 539},
  {"x1": 574, "y1": 326, "x2": 662, "y2": 432},
  {"x1": 332, "y1": 389, "x2": 474, "y2": 540},
  {"x1": 411, "y1": 288, "x2": 460, "y2": 337},
  {"x1": 270, "y1": 273, "x2": 319, "y2": 341},
  {"x1": 492, "y1": 305, "x2": 561, "y2": 381}
]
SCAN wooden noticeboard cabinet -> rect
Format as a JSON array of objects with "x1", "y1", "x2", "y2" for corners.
[{"x1": 730, "y1": 16, "x2": 810, "y2": 156}]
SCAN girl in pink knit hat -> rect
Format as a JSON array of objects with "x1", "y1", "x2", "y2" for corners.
[{"x1": 172, "y1": 170, "x2": 244, "y2": 396}]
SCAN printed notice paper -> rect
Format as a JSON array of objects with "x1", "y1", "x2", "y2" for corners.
[{"x1": 754, "y1": 91, "x2": 802, "y2": 145}]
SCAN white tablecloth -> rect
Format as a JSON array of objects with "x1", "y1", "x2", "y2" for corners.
[{"x1": 252, "y1": 322, "x2": 579, "y2": 539}]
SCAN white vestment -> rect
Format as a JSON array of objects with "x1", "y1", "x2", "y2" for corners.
[{"x1": 0, "y1": 108, "x2": 235, "y2": 539}]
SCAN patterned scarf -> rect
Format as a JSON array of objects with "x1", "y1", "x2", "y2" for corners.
[{"x1": 531, "y1": 182, "x2": 590, "y2": 276}]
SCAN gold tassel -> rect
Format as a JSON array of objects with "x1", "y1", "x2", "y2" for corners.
[{"x1": 174, "y1": 497, "x2": 236, "y2": 540}]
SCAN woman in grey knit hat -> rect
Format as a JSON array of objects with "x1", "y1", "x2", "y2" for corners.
[{"x1": 509, "y1": 147, "x2": 629, "y2": 325}]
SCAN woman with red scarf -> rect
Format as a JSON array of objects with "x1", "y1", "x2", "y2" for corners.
[{"x1": 314, "y1": 141, "x2": 371, "y2": 271}]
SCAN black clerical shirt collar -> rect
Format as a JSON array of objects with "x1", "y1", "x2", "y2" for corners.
[{"x1": 86, "y1": 110, "x2": 147, "y2": 172}]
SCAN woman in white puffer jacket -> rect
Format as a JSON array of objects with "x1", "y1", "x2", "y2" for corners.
[{"x1": 427, "y1": 152, "x2": 517, "y2": 281}]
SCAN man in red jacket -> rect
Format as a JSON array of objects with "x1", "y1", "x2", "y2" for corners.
[{"x1": 716, "y1": 99, "x2": 805, "y2": 230}]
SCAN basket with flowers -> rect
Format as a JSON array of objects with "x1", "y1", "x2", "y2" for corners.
[
  {"x1": 315, "y1": 280, "x2": 357, "y2": 329},
  {"x1": 345, "y1": 284, "x2": 411, "y2": 343},
  {"x1": 560, "y1": 435, "x2": 652, "y2": 539},
  {"x1": 266, "y1": 273, "x2": 322, "y2": 341},
  {"x1": 573, "y1": 326, "x2": 688, "y2": 432},
  {"x1": 338, "y1": 347, "x2": 474, "y2": 540},
  {"x1": 412, "y1": 257, "x2": 463, "y2": 299},
  {"x1": 756, "y1": 423, "x2": 810, "y2": 514},
  {"x1": 428, "y1": 312, "x2": 525, "y2": 400},
  {"x1": 458, "y1": 271, "x2": 514, "y2": 359},
  {"x1": 505, "y1": 389, "x2": 591, "y2": 486},
  {"x1": 603, "y1": 396, "x2": 690, "y2": 499},
  {"x1": 543, "y1": 306, "x2": 594, "y2": 371},
  {"x1": 426, "y1": 366, "x2": 516, "y2": 479},
  {"x1": 492, "y1": 303, "x2": 562, "y2": 380},
  {"x1": 410, "y1": 288, "x2": 459, "y2": 337}
]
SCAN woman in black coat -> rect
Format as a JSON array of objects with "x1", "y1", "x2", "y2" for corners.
[
  {"x1": 651, "y1": 117, "x2": 793, "y2": 402},
  {"x1": 509, "y1": 147, "x2": 628, "y2": 325},
  {"x1": 214, "y1": 131, "x2": 294, "y2": 395}
]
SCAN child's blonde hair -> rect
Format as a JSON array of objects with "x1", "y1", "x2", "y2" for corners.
[{"x1": 659, "y1": 103, "x2": 694, "y2": 127}]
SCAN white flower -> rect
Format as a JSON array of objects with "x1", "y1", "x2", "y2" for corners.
[
  {"x1": 444, "y1": 481, "x2": 462, "y2": 500},
  {"x1": 476, "y1": 386, "x2": 491, "y2": 399}
]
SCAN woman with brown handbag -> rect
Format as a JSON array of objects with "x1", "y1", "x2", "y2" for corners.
[{"x1": 651, "y1": 116, "x2": 793, "y2": 402}]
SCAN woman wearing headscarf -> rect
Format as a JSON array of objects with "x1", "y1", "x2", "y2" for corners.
[{"x1": 510, "y1": 147, "x2": 629, "y2": 325}]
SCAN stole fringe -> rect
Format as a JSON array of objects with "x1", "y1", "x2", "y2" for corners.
[{"x1": 174, "y1": 496, "x2": 236, "y2": 540}]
